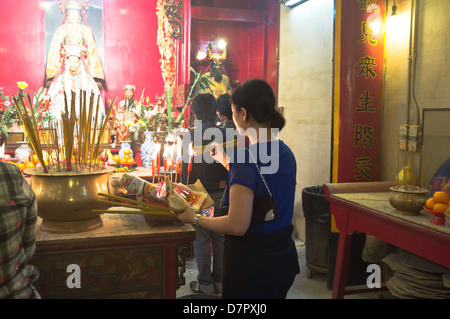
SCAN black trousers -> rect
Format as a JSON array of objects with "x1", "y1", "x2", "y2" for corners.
[{"x1": 222, "y1": 224, "x2": 300, "y2": 299}]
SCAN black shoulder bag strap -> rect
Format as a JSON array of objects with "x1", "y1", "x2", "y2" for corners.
[{"x1": 219, "y1": 147, "x2": 279, "y2": 224}]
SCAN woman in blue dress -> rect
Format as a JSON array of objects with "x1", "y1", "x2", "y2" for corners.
[{"x1": 177, "y1": 79, "x2": 299, "y2": 299}]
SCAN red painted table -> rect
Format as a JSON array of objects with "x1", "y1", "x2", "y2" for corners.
[{"x1": 323, "y1": 182, "x2": 450, "y2": 299}]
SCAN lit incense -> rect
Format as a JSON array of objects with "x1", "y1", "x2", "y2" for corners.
[
  {"x1": 403, "y1": 145, "x2": 407, "y2": 185},
  {"x1": 419, "y1": 146, "x2": 423, "y2": 189},
  {"x1": 411, "y1": 147, "x2": 415, "y2": 185},
  {"x1": 397, "y1": 141, "x2": 400, "y2": 185}
]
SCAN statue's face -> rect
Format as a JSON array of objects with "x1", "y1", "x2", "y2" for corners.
[
  {"x1": 67, "y1": 9, "x2": 81, "y2": 24},
  {"x1": 68, "y1": 56, "x2": 81, "y2": 73},
  {"x1": 124, "y1": 89, "x2": 134, "y2": 99}
]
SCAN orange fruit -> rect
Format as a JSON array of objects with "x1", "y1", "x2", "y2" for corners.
[
  {"x1": 433, "y1": 191, "x2": 450, "y2": 204},
  {"x1": 17, "y1": 163, "x2": 25, "y2": 172},
  {"x1": 432, "y1": 203, "x2": 448, "y2": 213},
  {"x1": 425, "y1": 198, "x2": 435, "y2": 210},
  {"x1": 119, "y1": 158, "x2": 128, "y2": 165},
  {"x1": 127, "y1": 157, "x2": 135, "y2": 164},
  {"x1": 123, "y1": 154, "x2": 130, "y2": 161},
  {"x1": 31, "y1": 154, "x2": 40, "y2": 164},
  {"x1": 112, "y1": 155, "x2": 120, "y2": 163},
  {"x1": 25, "y1": 161, "x2": 35, "y2": 169},
  {"x1": 123, "y1": 149, "x2": 131, "y2": 156}
]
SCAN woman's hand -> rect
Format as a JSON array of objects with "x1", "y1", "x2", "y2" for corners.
[
  {"x1": 177, "y1": 203, "x2": 197, "y2": 224},
  {"x1": 210, "y1": 142, "x2": 230, "y2": 170}
]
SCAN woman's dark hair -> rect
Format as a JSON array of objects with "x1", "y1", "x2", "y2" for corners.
[
  {"x1": 216, "y1": 93, "x2": 232, "y2": 119},
  {"x1": 231, "y1": 79, "x2": 285, "y2": 130},
  {"x1": 191, "y1": 93, "x2": 217, "y2": 122}
]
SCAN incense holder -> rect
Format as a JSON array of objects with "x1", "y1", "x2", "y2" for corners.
[
  {"x1": 25, "y1": 167, "x2": 113, "y2": 233},
  {"x1": 389, "y1": 185, "x2": 428, "y2": 215}
]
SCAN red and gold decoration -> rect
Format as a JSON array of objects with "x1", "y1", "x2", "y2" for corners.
[
  {"x1": 331, "y1": 0, "x2": 385, "y2": 232},
  {"x1": 156, "y1": 0, "x2": 177, "y2": 89},
  {"x1": 332, "y1": 0, "x2": 385, "y2": 183}
]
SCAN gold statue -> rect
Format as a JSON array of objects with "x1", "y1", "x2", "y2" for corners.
[{"x1": 195, "y1": 43, "x2": 232, "y2": 99}]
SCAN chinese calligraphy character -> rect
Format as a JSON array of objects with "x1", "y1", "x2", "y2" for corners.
[
  {"x1": 356, "y1": 91, "x2": 376, "y2": 112},
  {"x1": 358, "y1": 0, "x2": 377, "y2": 10},
  {"x1": 353, "y1": 157, "x2": 373, "y2": 180},
  {"x1": 357, "y1": 56, "x2": 377, "y2": 78},
  {"x1": 359, "y1": 22, "x2": 378, "y2": 45},
  {"x1": 355, "y1": 124, "x2": 375, "y2": 148}
]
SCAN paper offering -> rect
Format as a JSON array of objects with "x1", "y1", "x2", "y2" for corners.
[{"x1": 119, "y1": 173, "x2": 214, "y2": 213}]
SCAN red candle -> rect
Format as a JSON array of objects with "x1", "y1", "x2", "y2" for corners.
[
  {"x1": 152, "y1": 158, "x2": 156, "y2": 182},
  {"x1": 188, "y1": 155, "x2": 193, "y2": 172},
  {"x1": 177, "y1": 158, "x2": 182, "y2": 175},
  {"x1": 157, "y1": 152, "x2": 160, "y2": 177},
  {"x1": 156, "y1": 151, "x2": 160, "y2": 168},
  {"x1": 163, "y1": 157, "x2": 167, "y2": 173},
  {"x1": 187, "y1": 155, "x2": 193, "y2": 184}
]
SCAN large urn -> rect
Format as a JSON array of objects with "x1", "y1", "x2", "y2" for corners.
[{"x1": 26, "y1": 168, "x2": 113, "y2": 233}]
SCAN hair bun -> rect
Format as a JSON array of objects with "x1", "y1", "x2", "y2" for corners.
[{"x1": 270, "y1": 108, "x2": 286, "y2": 131}]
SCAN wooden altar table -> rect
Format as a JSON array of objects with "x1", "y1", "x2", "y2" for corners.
[
  {"x1": 323, "y1": 181, "x2": 450, "y2": 299},
  {"x1": 31, "y1": 213, "x2": 195, "y2": 299}
]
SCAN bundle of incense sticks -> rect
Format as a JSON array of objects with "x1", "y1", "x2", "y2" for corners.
[
  {"x1": 192, "y1": 139, "x2": 238, "y2": 157},
  {"x1": 59, "y1": 90, "x2": 116, "y2": 171},
  {"x1": 13, "y1": 89, "x2": 116, "y2": 173},
  {"x1": 95, "y1": 192, "x2": 173, "y2": 216},
  {"x1": 13, "y1": 93, "x2": 48, "y2": 173}
]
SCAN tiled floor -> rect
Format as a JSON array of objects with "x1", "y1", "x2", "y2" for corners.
[{"x1": 176, "y1": 239, "x2": 393, "y2": 299}]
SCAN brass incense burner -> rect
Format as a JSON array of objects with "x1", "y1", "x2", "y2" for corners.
[
  {"x1": 26, "y1": 168, "x2": 112, "y2": 233},
  {"x1": 389, "y1": 185, "x2": 428, "y2": 216}
]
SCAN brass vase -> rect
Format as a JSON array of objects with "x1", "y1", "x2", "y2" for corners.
[
  {"x1": 389, "y1": 186, "x2": 428, "y2": 216},
  {"x1": 26, "y1": 169, "x2": 112, "y2": 233}
]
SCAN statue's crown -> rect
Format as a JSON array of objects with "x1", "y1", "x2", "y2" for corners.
[{"x1": 59, "y1": 0, "x2": 88, "y2": 14}]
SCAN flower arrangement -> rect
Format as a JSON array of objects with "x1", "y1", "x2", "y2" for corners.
[
  {"x1": 0, "y1": 87, "x2": 17, "y2": 141},
  {"x1": 0, "y1": 82, "x2": 54, "y2": 143},
  {"x1": 136, "y1": 97, "x2": 166, "y2": 132},
  {"x1": 120, "y1": 95, "x2": 168, "y2": 144}
]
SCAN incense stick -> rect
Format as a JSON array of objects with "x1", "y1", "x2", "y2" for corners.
[
  {"x1": 96, "y1": 199, "x2": 168, "y2": 212},
  {"x1": 419, "y1": 146, "x2": 423, "y2": 188},
  {"x1": 98, "y1": 192, "x2": 168, "y2": 209},
  {"x1": 13, "y1": 88, "x2": 117, "y2": 173},
  {"x1": 193, "y1": 139, "x2": 238, "y2": 157},
  {"x1": 92, "y1": 209, "x2": 173, "y2": 216},
  {"x1": 93, "y1": 97, "x2": 116, "y2": 164},
  {"x1": 12, "y1": 95, "x2": 47, "y2": 173}
]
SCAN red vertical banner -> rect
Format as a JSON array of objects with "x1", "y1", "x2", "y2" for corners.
[{"x1": 333, "y1": 0, "x2": 385, "y2": 183}]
